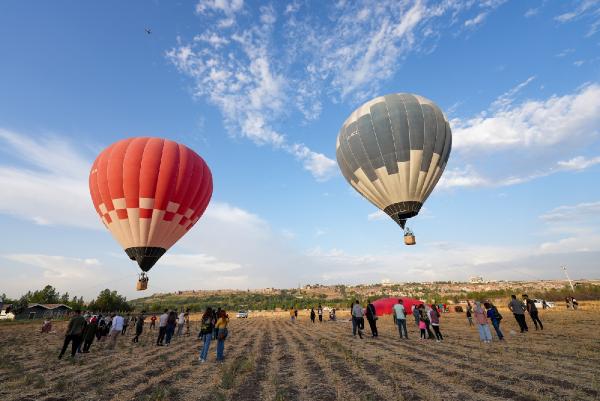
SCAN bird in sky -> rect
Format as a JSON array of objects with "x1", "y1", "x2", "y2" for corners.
[{"x1": 145, "y1": 28, "x2": 152, "y2": 34}]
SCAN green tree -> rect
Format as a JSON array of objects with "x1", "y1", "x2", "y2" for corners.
[{"x1": 88, "y1": 289, "x2": 131, "y2": 312}]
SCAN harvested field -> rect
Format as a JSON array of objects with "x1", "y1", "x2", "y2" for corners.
[{"x1": 1, "y1": 304, "x2": 599, "y2": 401}]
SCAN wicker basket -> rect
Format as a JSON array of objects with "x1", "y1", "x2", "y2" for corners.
[
  {"x1": 404, "y1": 234, "x2": 416, "y2": 245},
  {"x1": 136, "y1": 279, "x2": 148, "y2": 291}
]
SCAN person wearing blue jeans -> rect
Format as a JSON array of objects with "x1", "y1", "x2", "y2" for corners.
[
  {"x1": 393, "y1": 299, "x2": 408, "y2": 339},
  {"x1": 198, "y1": 307, "x2": 214, "y2": 362},
  {"x1": 485, "y1": 302, "x2": 504, "y2": 340},
  {"x1": 214, "y1": 310, "x2": 229, "y2": 362}
]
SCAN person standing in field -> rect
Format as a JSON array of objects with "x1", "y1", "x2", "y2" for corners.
[
  {"x1": 393, "y1": 299, "x2": 408, "y2": 339},
  {"x1": 149, "y1": 314, "x2": 157, "y2": 330},
  {"x1": 58, "y1": 309, "x2": 86, "y2": 359},
  {"x1": 429, "y1": 304, "x2": 443, "y2": 342},
  {"x1": 107, "y1": 313, "x2": 124, "y2": 350},
  {"x1": 310, "y1": 307, "x2": 316, "y2": 323},
  {"x1": 412, "y1": 304, "x2": 420, "y2": 327},
  {"x1": 351, "y1": 300, "x2": 364, "y2": 339},
  {"x1": 484, "y1": 302, "x2": 504, "y2": 340},
  {"x1": 365, "y1": 300, "x2": 378, "y2": 337},
  {"x1": 317, "y1": 304, "x2": 323, "y2": 322},
  {"x1": 466, "y1": 301, "x2": 474, "y2": 326},
  {"x1": 198, "y1": 307, "x2": 214, "y2": 363},
  {"x1": 41, "y1": 317, "x2": 52, "y2": 333},
  {"x1": 289, "y1": 307, "x2": 296, "y2": 322},
  {"x1": 571, "y1": 297, "x2": 579, "y2": 310},
  {"x1": 185, "y1": 309, "x2": 191, "y2": 335},
  {"x1": 419, "y1": 305, "x2": 434, "y2": 339},
  {"x1": 522, "y1": 295, "x2": 543, "y2": 330},
  {"x1": 508, "y1": 295, "x2": 528, "y2": 333},
  {"x1": 156, "y1": 309, "x2": 169, "y2": 346},
  {"x1": 215, "y1": 310, "x2": 229, "y2": 362},
  {"x1": 176, "y1": 309, "x2": 186, "y2": 336},
  {"x1": 294, "y1": 307, "x2": 298, "y2": 320},
  {"x1": 132, "y1": 311, "x2": 145, "y2": 343},
  {"x1": 122, "y1": 314, "x2": 130, "y2": 335},
  {"x1": 165, "y1": 311, "x2": 177, "y2": 345},
  {"x1": 213, "y1": 308, "x2": 221, "y2": 339},
  {"x1": 82, "y1": 315, "x2": 98, "y2": 353},
  {"x1": 474, "y1": 301, "x2": 492, "y2": 343}
]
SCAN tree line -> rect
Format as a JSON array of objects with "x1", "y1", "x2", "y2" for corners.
[{"x1": 1, "y1": 285, "x2": 132, "y2": 314}]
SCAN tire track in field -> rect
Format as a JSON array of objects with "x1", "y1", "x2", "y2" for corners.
[
  {"x1": 132, "y1": 319, "x2": 263, "y2": 401},
  {"x1": 293, "y1": 322, "x2": 400, "y2": 401}
]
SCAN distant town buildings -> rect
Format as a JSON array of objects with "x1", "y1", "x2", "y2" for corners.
[{"x1": 469, "y1": 276, "x2": 485, "y2": 284}]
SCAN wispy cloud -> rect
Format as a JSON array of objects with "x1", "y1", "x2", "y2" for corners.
[
  {"x1": 555, "y1": 0, "x2": 600, "y2": 37},
  {"x1": 167, "y1": 1, "x2": 506, "y2": 181},
  {"x1": 540, "y1": 201, "x2": 600, "y2": 221},
  {"x1": 0, "y1": 129, "x2": 97, "y2": 228}
]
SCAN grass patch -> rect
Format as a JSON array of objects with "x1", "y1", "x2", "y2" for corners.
[
  {"x1": 141, "y1": 386, "x2": 178, "y2": 401},
  {"x1": 221, "y1": 356, "x2": 255, "y2": 389}
]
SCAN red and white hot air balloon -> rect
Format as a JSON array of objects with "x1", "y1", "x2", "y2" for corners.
[{"x1": 89, "y1": 137, "x2": 213, "y2": 290}]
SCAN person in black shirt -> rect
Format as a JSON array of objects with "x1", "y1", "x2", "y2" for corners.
[
  {"x1": 522, "y1": 295, "x2": 543, "y2": 330},
  {"x1": 310, "y1": 308, "x2": 316, "y2": 323},
  {"x1": 365, "y1": 300, "x2": 378, "y2": 337}
]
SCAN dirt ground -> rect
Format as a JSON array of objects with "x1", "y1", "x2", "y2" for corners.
[{"x1": 1, "y1": 303, "x2": 599, "y2": 401}]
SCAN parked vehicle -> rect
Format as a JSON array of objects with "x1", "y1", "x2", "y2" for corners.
[
  {"x1": 236, "y1": 310, "x2": 249, "y2": 318},
  {"x1": 533, "y1": 299, "x2": 554, "y2": 309}
]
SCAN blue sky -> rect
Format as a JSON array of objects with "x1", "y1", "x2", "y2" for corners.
[{"x1": 1, "y1": 0, "x2": 599, "y2": 300}]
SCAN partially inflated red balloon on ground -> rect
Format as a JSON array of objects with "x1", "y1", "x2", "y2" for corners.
[
  {"x1": 89, "y1": 137, "x2": 213, "y2": 272},
  {"x1": 372, "y1": 297, "x2": 424, "y2": 316}
]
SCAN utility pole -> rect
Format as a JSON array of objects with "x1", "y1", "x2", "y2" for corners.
[{"x1": 562, "y1": 266, "x2": 575, "y2": 292}]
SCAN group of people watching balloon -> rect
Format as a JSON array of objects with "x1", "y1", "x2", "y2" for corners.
[{"x1": 54, "y1": 307, "x2": 229, "y2": 363}]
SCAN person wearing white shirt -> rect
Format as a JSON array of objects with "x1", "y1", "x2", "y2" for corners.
[
  {"x1": 107, "y1": 314, "x2": 123, "y2": 350},
  {"x1": 393, "y1": 299, "x2": 408, "y2": 339},
  {"x1": 156, "y1": 309, "x2": 169, "y2": 346},
  {"x1": 176, "y1": 311, "x2": 186, "y2": 336},
  {"x1": 351, "y1": 300, "x2": 364, "y2": 339}
]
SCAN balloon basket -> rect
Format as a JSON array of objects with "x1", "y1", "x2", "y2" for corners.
[
  {"x1": 404, "y1": 234, "x2": 416, "y2": 246},
  {"x1": 136, "y1": 274, "x2": 149, "y2": 291}
]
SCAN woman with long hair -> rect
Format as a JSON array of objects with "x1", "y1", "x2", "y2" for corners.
[
  {"x1": 198, "y1": 307, "x2": 214, "y2": 363},
  {"x1": 165, "y1": 311, "x2": 177, "y2": 345},
  {"x1": 474, "y1": 301, "x2": 492, "y2": 343},
  {"x1": 215, "y1": 310, "x2": 229, "y2": 362}
]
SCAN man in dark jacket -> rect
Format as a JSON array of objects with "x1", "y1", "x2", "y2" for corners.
[
  {"x1": 365, "y1": 300, "x2": 378, "y2": 337},
  {"x1": 523, "y1": 295, "x2": 543, "y2": 330},
  {"x1": 132, "y1": 311, "x2": 145, "y2": 343},
  {"x1": 82, "y1": 316, "x2": 98, "y2": 353},
  {"x1": 59, "y1": 310, "x2": 86, "y2": 359},
  {"x1": 508, "y1": 294, "x2": 528, "y2": 333}
]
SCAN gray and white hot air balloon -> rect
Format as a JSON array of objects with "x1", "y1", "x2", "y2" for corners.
[{"x1": 335, "y1": 93, "x2": 452, "y2": 245}]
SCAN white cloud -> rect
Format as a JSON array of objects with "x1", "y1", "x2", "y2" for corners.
[
  {"x1": 367, "y1": 210, "x2": 387, "y2": 221},
  {"x1": 454, "y1": 83, "x2": 600, "y2": 151},
  {"x1": 3, "y1": 254, "x2": 102, "y2": 279},
  {"x1": 556, "y1": 155, "x2": 600, "y2": 171},
  {"x1": 161, "y1": 253, "x2": 242, "y2": 272},
  {"x1": 168, "y1": 1, "x2": 507, "y2": 181},
  {"x1": 0, "y1": 129, "x2": 97, "y2": 228},
  {"x1": 555, "y1": 0, "x2": 600, "y2": 36},
  {"x1": 540, "y1": 201, "x2": 600, "y2": 221},
  {"x1": 464, "y1": 12, "x2": 488, "y2": 27},
  {"x1": 524, "y1": 8, "x2": 539, "y2": 18},
  {"x1": 574, "y1": 60, "x2": 585, "y2": 67}
]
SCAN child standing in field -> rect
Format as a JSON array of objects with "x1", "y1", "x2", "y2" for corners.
[
  {"x1": 419, "y1": 319, "x2": 427, "y2": 339},
  {"x1": 149, "y1": 314, "x2": 157, "y2": 330}
]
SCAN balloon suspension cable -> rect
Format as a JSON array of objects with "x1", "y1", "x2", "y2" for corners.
[{"x1": 404, "y1": 226, "x2": 414, "y2": 236}]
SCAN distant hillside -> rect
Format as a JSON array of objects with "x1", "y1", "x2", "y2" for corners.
[{"x1": 130, "y1": 279, "x2": 600, "y2": 312}]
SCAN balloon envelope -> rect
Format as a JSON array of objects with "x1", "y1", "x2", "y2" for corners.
[
  {"x1": 89, "y1": 137, "x2": 212, "y2": 272},
  {"x1": 336, "y1": 93, "x2": 452, "y2": 228},
  {"x1": 372, "y1": 297, "x2": 424, "y2": 316}
]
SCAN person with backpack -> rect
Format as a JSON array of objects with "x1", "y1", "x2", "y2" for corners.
[
  {"x1": 484, "y1": 302, "x2": 504, "y2": 340},
  {"x1": 523, "y1": 294, "x2": 543, "y2": 330},
  {"x1": 428, "y1": 304, "x2": 443, "y2": 341},
  {"x1": 198, "y1": 307, "x2": 214, "y2": 363},
  {"x1": 365, "y1": 300, "x2": 378, "y2": 337},
  {"x1": 310, "y1": 307, "x2": 316, "y2": 323},
  {"x1": 215, "y1": 310, "x2": 229, "y2": 362}
]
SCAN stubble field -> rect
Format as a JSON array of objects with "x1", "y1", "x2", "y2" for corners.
[{"x1": 1, "y1": 304, "x2": 599, "y2": 401}]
